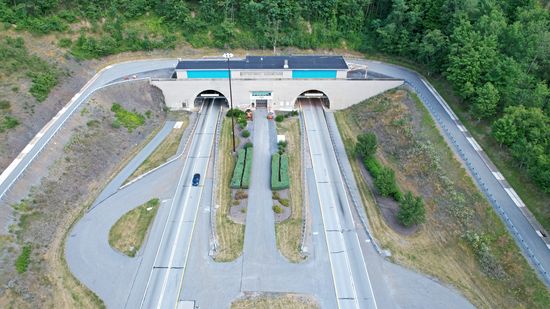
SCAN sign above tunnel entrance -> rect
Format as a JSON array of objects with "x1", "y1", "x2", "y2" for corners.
[{"x1": 250, "y1": 91, "x2": 272, "y2": 99}]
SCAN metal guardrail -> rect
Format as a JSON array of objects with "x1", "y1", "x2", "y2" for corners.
[
  {"x1": 406, "y1": 81, "x2": 550, "y2": 286},
  {"x1": 209, "y1": 106, "x2": 224, "y2": 256}
]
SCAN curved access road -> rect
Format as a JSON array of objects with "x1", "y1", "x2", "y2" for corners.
[
  {"x1": 351, "y1": 59, "x2": 550, "y2": 286},
  {"x1": 0, "y1": 59, "x2": 177, "y2": 201}
]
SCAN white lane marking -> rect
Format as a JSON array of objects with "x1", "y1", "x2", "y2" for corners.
[
  {"x1": 173, "y1": 121, "x2": 183, "y2": 129},
  {"x1": 547, "y1": 244, "x2": 550, "y2": 250},
  {"x1": 457, "y1": 124, "x2": 467, "y2": 132},
  {"x1": 536, "y1": 230, "x2": 544, "y2": 238},
  {"x1": 505, "y1": 188, "x2": 526, "y2": 208},
  {"x1": 492, "y1": 172, "x2": 505, "y2": 181},
  {"x1": 467, "y1": 137, "x2": 482, "y2": 152}
]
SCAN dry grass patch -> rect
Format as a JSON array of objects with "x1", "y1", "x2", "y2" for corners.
[
  {"x1": 335, "y1": 88, "x2": 550, "y2": 308},
  {"x1": 109, "y1": 198, "x2": 160, "y2": 257},
  {"x1": 275, "y1": 117, "x2": 305, "y2": 262},
  {"x1": 231, "y1": 293, "x2": 318, "y2": 309},
  {"x1": 214, "y1": 117, "x2": 244, "y2": 262},
  {"x1": 126, "y1": 112, "x2": 189, "y2": 183}
]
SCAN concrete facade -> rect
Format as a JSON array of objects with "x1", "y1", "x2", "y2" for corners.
[{"x1": 150, "y1": 78, "x2": 403, "y2": 111}]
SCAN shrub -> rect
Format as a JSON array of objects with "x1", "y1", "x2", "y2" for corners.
[
  {"x1": 241, "y1": 129, "x2": 251, "y2": 138},
  {"x1": 273, "y1": 205, "x2": 283, "y2": 214},
  {"x1": 232, "y1": 199, "x2": 240, "y2": 206},
  {"x1": 15, "y1": 244, "x2": 31, "y2": 274},
  {"x1": 111, "y1": 120, "x2": 121, "y2": 129},
  {"x1": 111, "y1": 103, "x2": 145, "y2": 132},
  {"x1": 244, "y1": 142, "x2": 253, "y2": 148},
  {"x1": 291, "y1": 110, "x2": 299, "y2": 116},
  {"x1": 397, "y1": 191, "x2": 426, "y2": 227},
  {"x1": 226, "y1": 108, "x2": 246, "y2": 118},
  {"x1": 3, "y1": 115, "x2": 19, "y2": 129},
  {"x1": 28, "y1": 71, "x2": 59, "y2": 102},
  {"x1": 58, "y1": 38, "x2": 72, "y2": 48},
  {"x1": 364, "y1": 157, "x2": 382, "y2": 178},
  {"x1": 235, "y1": 190, "x2": 248, "y2": 200},
  {"x1": 0, "y1": 100, "x2": 10, "y2": 110},
  {"x1": 374, "y1": 167, "x2": 400, "y2": 198},
  {"x1": 279, "y1": 198, "x2": 289, "y2": 207},
  {"x1": 241, "y1": 147, "x2": 253, "y2": 189},
  {"x1": 275, "y1": 115, "x2": 284, "y2": 122},
  {"x1": 355, "y1": 132, "x2": 377, "y2": 158},
  {"x1": 230, "y1": 149, "x2": 246, "y2": 188},
  {"x1": 463, "y1": 232, "x2": 506, "y2": 279}
]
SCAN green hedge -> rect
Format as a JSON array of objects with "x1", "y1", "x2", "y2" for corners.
[
  {"x1": 241, "y1": 147, "x2": 253, "y2": 189},
  {"x1": 271, "y1": 153, "x2": 290, "y2": 190},
  {"x1": 230, "y1": 149, "x2": 246, "y2": 189}
]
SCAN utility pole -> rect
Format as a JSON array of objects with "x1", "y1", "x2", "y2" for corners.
[{"x1": 223, "y1": 52, "x2": 236, "y2": 152}]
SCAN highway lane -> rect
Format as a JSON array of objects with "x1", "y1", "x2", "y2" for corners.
[
  {"x1": 302, "y1": 99, "x2": 377, "y2": 309},
  {"x1": 0, "y1": 59, "x2": 177, "y2": 201},
  {"x1": 135, "y1": 99, "x2": 220, "y2": 309},
  {"x1": 353, "y1": 59, "x2": 550, "y2": 285}
]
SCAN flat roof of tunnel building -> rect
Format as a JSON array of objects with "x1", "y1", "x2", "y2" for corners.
[{"x1": 176, "y1": 55, "x2": 348, "y2": 70}]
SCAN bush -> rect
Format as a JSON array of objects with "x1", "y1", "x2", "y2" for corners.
[
  {"x1": 244, "y1": 142, "x2": 253, "y2": 148},
  {"x1": 272, "y1": 153, "x2": 290, "y2": 190},
  {"x1": 241, "y1": 147, "x2": 253, "y2": 189},
  {"x1": 2, "y1": 115, "x2": 19, "y2": 129},
  {"x1": 397, "y1": 191, "x2": 426, "y2": 227},
  {"x1": 355, "y1": 132, "x2": 377, "y2": 158},
  {"x1": 279, "y1": 198, "x2": 289, "y2": 207},
  {"x1": 226, "y1": 108, "x2": 246, "y2": 118},
  {"x1": 230, "y1": 149, "x2": 246, "y2": 188},
  {"x1": 364, "y1": 157, "x2": 382, "y2": 178},
  {"x1": 273, "y1": 205, "x2": 283, "y2": 214},
  {"x1": 15, "y1": 244, "x2": 31, "y2": 274},
  {"x1": 58, "y1": 37, "x2": 72, "y2": 48},
  {"x1": 275, "y1": 115, "x2": 284, "y2": 122},
  {"x1": 111, "y1": 120, "x2": 121, "y2": 129},
  {"x1": 111, "y1": 103, "x2": 145, "y2": 132},
  {"x1": 235, "y1": 190, "x2": 248, "y2": 200},
  {"x1": 0, "y1": 100, "x2": 10, "y2": 110},
  {"x1": 241, "y1": 129, "x2": 250, "y2": 138},
  {"x1": 291, "y1": 110, "x2": 299, "y2": 116},
  {"x1": 374, "y1": 167, "x2": 400, "y2": 198},
  {"x1": 28, "y1": 71, "x2": 59, "y2": 102}
]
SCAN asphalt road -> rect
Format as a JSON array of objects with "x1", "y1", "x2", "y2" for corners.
[
  {"x1": 354, "y1": 60, "x2": 550, "y2": 285},
  {"x1": 136, "y1": 99, "x2": 220, "y2": 309},
  {"x1": 302, "y1": 100, "x2": 377, "y2": 309}
]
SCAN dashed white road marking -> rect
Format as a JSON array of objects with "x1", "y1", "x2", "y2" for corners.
[
  {"x1": 492, "y1": 172, "x2": 505, "y2": 181},
  {"x1": 457, "y1": 124, "x2": 467, "y2": 132},
  {"x1": 505, "y1": 188, "x2": 526, "y2": 208},
  {"x1": 536, "y1": 230, "x2": 544, "y2": 238},
  {"x1": 173, "y1": 121, "x2": 183, "y2": 129},
  {"x1": 467, "y1": 137, "x2": 482, "y2": 152}
]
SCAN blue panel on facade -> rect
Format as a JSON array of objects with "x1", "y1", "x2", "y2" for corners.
[
  {"x1": 292, "y1": 70, "x2": 337, "y2": 79},
  {"x1": 187, "y1": 70, "x2": 229, "y2": 78}
]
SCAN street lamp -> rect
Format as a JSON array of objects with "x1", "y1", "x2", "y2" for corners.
[{"x1": 223, "y1": 52, "x2": 236, "y2": 152}]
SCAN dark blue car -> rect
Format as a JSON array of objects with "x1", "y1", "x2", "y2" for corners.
[{"x1": 192, "y1": 173, "x2": 201, "y2": 186}]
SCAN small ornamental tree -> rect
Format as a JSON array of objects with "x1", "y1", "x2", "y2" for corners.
[{"x1": 397, "y1": 191, "x2": 426, "y2": 227}]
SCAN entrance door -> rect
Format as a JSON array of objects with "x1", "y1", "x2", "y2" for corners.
[{"x1": 256, "y1": 99, "x2": 268, "y2": 108}]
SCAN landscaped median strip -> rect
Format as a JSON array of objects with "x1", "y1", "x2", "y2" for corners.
[
  {"x1": 271, "y1": 153, "x2": 289, "y2": 190},
  {"x1": 230, "y1": 146, "x2": 253, "y2": 189}
]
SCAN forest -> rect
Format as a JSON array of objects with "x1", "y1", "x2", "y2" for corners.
[{"x1": 0, "y1": 0, "x2": 549, "y2": 193}]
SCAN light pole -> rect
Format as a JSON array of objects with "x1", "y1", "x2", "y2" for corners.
[{"x1": 223, "y1": 52, "x2": 236, "y2": 152}]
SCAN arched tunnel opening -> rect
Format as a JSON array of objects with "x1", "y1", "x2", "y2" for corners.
[
  {"x1": 194, "y1": 90, "x2": 229, "y2": 109},
  {"x1": 295, "y1": 90, "x2": 330, "y2": 109}
]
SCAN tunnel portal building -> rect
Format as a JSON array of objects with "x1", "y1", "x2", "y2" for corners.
[{"x1": 150, "y1": 55, "x2": 403, "y2": 111}]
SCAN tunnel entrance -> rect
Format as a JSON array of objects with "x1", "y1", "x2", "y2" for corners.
[
  {"x1": 295, "y1": 90, "x2": 330, "y2": 109},
  {"x1": 194, "y1": 90, "x2": 229, "y2": 109}
]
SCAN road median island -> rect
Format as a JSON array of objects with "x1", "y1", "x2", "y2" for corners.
[
  {"x1": 109, "y1": 198, "x2": 160, "y2": 257},
  {"x1": 214, "y1": 117, "x2": 245, "y2": 261},
  {"x1": 231, "y1": 292, "x2": 318, "y2": 309},
  {"x1": 125, "y1": 112, "x2": 190, "y2": 184},
  {"x1": 334, "y1": 88, "x2": 550, "y2": 308},
  {"x1": 273, "y1": 115, "x2": 305, "y2": 263}
]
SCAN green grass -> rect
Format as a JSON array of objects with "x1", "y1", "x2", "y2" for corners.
[
  {"x1": 0, "y1": 115, "x2": 19, "y2": 132},
  {"x1": 111, "y1": 103, "x2": 145, "y2": 132},
  {"x1": 15, "y1": 244, "x2": 31, "y2": 273},
  {"x1": 108, "y1": 198, "x2": 160, "y2": 257}
]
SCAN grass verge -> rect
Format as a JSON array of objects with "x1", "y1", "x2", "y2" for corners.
[
  {"x1": 334, "y1": 89, "x2": 550, "y2": 308},
  {"x1": 275, "y1": 117, "x2": 304, "y2": 262},
  {"x1": 363, "y1": 52, "x2": 550, "y2": 231},
  {"x1": 125, "y1": 113, "x2": 189, "y2": 183},
  {"x1": 231, "y1": 293, "x2": 318, "y2": 309},
  {"x1": 109, "y1": 198, "x2": 160, "y2": 257},
  {"x1": 214, "y1": 117, "x2": 244, "y2": 262}
]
